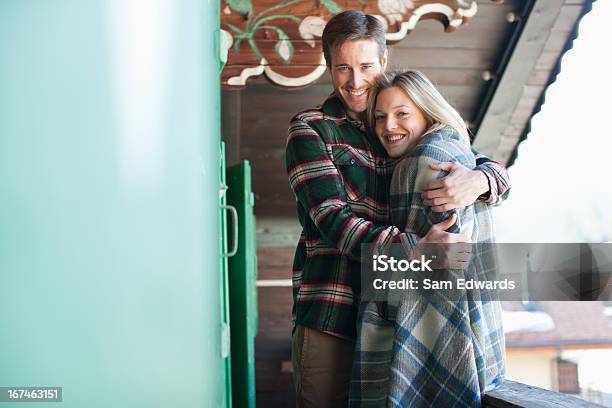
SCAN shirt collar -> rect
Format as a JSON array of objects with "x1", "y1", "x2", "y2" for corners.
[{"x1": 321, "y1": 93, "x2": 366, "y2": 132}]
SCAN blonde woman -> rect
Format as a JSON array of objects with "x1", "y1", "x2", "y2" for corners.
[{"x1": 349, "y1": 69, "x2": 505, "y2": 407}]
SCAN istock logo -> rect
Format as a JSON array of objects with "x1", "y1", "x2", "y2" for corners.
[{"x1": 372, "y1": 254, "x2": 433, "y2": 272}]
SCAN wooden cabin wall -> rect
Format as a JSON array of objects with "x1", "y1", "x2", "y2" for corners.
[
  {"x1": 222, "y1": 1, "x2": 521, "y2": 217},
  {"x1": 221, "y1": 0, "x2": 586, "y2": 217},
  {"x1": 219, "y1": 1, "x2": 590, "y2": 405},
  {"x1": 255, "y1": 247, "x2": 295, "y2": 407}
]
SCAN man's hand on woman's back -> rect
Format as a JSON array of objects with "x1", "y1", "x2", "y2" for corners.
[
  {"x1": 422, "y1": 162, "x2": 489, "y2": 212},
  {"x1": 416, "y1": 214, "x2": 472, "y2": 270}
]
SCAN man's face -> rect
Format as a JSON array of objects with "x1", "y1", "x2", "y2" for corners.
[{"x1": 329, "y1": 39, "x2": 387, "y2": 120}]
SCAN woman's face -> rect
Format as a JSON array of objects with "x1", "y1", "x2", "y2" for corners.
[{"x1": 374, "y1": 86, "x2": 428, "y2": 158}]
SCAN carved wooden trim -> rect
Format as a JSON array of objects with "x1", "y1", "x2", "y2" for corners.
[{"x1": 221, "y1": 0, "x2": 479, "y2": 88}]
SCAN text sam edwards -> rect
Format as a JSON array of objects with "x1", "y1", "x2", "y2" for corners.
[{"x1": 373, "y1": 278, "x2": 516, "y2": 290}]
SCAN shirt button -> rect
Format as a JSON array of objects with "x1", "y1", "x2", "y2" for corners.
[{"x1": 350, "y1": 159, "x2": 355, "y2": 165}]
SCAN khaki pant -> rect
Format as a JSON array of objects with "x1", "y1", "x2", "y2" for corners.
[{"x1": 291, "y1": 325, "x2": 355, "y2": 408}]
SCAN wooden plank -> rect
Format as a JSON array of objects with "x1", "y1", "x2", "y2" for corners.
[
  {"x1": 221, "y1": 90, "x2": 241, "y2": 166},
  {"x1": 253, "y1": 182, "x2": 292, "y2": 203},
  {"x1": 257, "y1": 264, "x2": 295, "y2": 281},
  {"x1": 484, "y1": 380, "x2": 606, "y2": 408},
  {"x1": 241, "y1": 83, "x2": 483, "y2": 110},
  {"x1": 222, "y1": 65, "x2": 328, "y2": 88},
  {"x1": 527, "y1": 69, "x2": 554, "y2": 86},
  {"x1": 224, "y1": 40, "x2": 326, "y2": 66},
  {"x1": 257, "y1": 167, "x2": 288, "y2": 192},
  {"x1": 252, "y1": 177, "x2": 293, "y2": 195},
  {"x1": 237, "y1": 82, "x2": 482, "y2": 146},
  {"x1": 226, "y1": 46, "x2": 499, "y2": 70},
  {"x1": 240, "y1": 111, "x2": 480, "y2": 149},
  {"x1": 257, "y1": 247, "x2": 296, "y2": 264},
  {"x1": 394, "y1": 47, "x2": 497, "y2": 69},
  {"x1": 473, "y1": 0, "x2": 565, "y2": 158},
  {"x1": 393, "y1": 5, "x2": 516, "y2": 49},
  {"x1": 239, "y1": 102, "x2": 479, "y2": 141},
  {"x1": 222, "y1": 0, "x2": 484, "y2": 87},
  {"x1": 255, "y1": 286, "x2": 294, "y2": 405},
  {"x1": 552, "y1": 4, "x2": 585, "y2": 31},
  {"x1": 247, "y1": 159, "x2": 288, "y2": 174},
  {"x1": 240, "y1": 83, "x2": 329, "y2": 105},
  {"x1": 396, "y1": 26, "x2": 512, "y2": 50},
  {"x1": 510, "y1": 107, "x2": 535, "y2": 124},
  {"x1": 543, "y1": 30, "x2": 572, "y2": 51},
  {"x1": 535, "y1": 50, "x2": 564, "y2": 71},
  {"x1": 242, "y1": 148, "x2": 287, "y2": 161},
  {"x1": 222, "y1": 1, "x2": 520, "y2": 32},
  {"x1": 241, "y1": 82, "x2": 485, "y2": 103},
  {"x1": 521, "y1": 85, "x2": 544, "y2": 99},
  {"x1": 252, "y1": 67, "x2": 490, "y2": 87},
  {"x1": 236, "y1": 97, "x2": 481, "y2": 166},
  {"x1": 255, "y1": 201, "x2": 297, "y2": 217},
  {"x1": 257, "y1": 220, "x2": 302, "y2": 248},
  {"x1": 515, "y1": 94, "x2": 539, "y2": 111},
  {"x1": 251, "y1": 172, "x2": 291, "y2": 188}
]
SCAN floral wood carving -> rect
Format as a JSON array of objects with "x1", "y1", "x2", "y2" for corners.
[{"x1": 221, "y1": 0, "x2": 479, "y2": 88}]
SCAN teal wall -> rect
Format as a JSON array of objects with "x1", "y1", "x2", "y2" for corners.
[{"x1": 0, "y1": 1, "x2": 224, "y2": 406}]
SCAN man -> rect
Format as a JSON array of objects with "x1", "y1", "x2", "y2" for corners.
[{"x1": 285, "y1": 10, "x2": 510, "y2": 408}]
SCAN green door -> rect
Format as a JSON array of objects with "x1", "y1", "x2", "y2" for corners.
[
  {"x1": 219, "y1": 143, "x2": 233, "y2": 407},
  {"x1": 227, "y1": 161, "x2": 258, "y2": 408},
  {"x1": 0, "y1": 1, "x2": 227, "y2": 406}
]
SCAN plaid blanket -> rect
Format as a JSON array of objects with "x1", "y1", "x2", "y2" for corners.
[{"x1": 349, "y1": 128, "x2": 506, "y2": 407}]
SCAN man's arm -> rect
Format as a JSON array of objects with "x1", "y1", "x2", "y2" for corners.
[
  {"x1": 421, "y1": 148, "x2": 511, "y2": 212},
  {"x1": 473, "y1": 148, "x2": 511, "y2": 204},
  {"x1": 286, "y1": 117, "x2": 402, "y2": 258},
  {"x1": 285, "y1": 117, "x2": 467, "y2": 259}
]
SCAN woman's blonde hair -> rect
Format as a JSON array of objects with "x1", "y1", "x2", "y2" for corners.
[{"x1": 367, "y1": 68, "x2": 470, "y2": 146}]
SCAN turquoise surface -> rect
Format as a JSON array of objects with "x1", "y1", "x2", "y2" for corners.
[{"x1": 0, "y1": 1, "x2": 225, "y2": 406}]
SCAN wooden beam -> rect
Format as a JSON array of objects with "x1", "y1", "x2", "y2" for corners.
[
  {"x1": 473, "y1": 0, "x2": 564, "y2": 158},
  {"x1": 221, "y1": 90, "x2": 241, "y2": 166},
  {"x1": 484, "y1": 380, "x2": 605, "y2": 408},
  {"x1": 221, "y1": 0, "x2": 480, "y2": 88}
]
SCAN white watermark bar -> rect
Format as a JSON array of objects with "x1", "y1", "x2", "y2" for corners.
[{"x1": 0, "y1": 387, "x2": 62, "y2": 402}]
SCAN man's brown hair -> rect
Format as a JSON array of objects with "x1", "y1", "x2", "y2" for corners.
[{"x1": 322, "y1": 11, "x2": 387, "y2": 67}]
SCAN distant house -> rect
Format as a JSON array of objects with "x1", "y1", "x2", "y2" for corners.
[{"x1": 503, "y1": 301, "x2": 612, "y2": 404}]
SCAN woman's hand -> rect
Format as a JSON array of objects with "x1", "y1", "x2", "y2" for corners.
[{"x1": 422, "y1": 163, "x2": 489, "y2": 212}]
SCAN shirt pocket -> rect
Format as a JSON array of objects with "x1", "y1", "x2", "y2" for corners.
[{"x1": 331, "y1": 144, "x2": 369, "y2": 202}]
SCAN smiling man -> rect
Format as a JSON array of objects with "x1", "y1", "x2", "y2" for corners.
[
  {"x1": 329, "y1": 38, "x2": 383, "y2": 119},
  {"x1": 285, "y1": 10, "x2": 510, "y2": 408}
]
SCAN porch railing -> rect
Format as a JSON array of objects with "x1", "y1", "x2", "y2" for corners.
[{"x1": 484, "y1": 380, "x2": 606, "y2": 408}]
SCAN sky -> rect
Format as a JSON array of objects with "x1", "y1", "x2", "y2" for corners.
[{"x1": 493, "y1": 0, "x2": 612, "y2": 243}]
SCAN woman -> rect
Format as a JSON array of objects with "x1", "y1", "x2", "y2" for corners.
[{"x1": 349, "y1": 69, "x2": 505, "y2": 407}]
